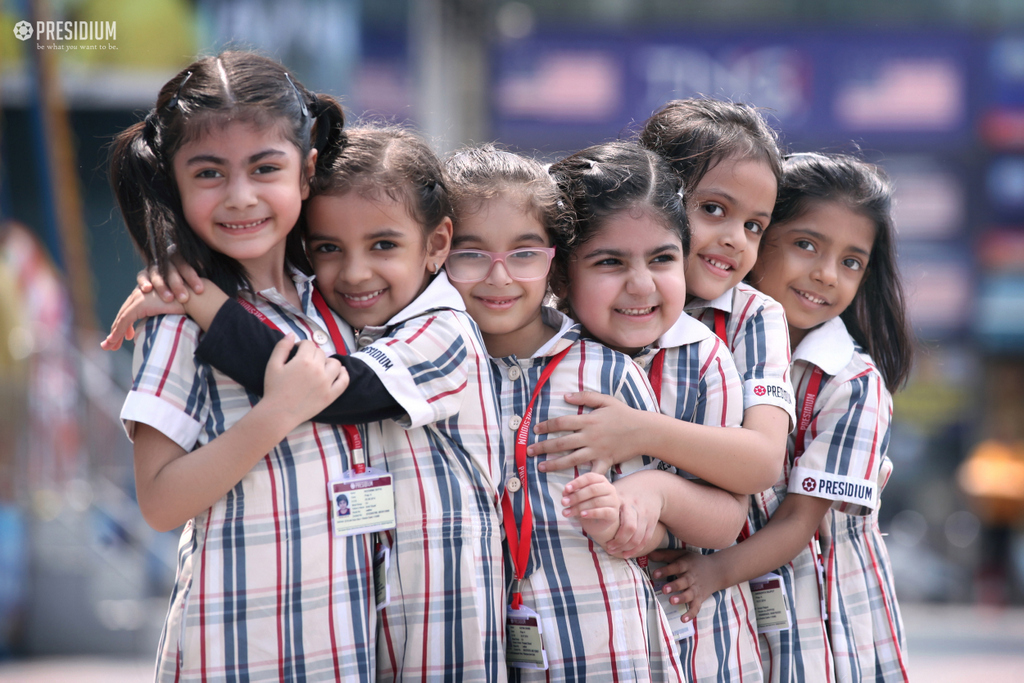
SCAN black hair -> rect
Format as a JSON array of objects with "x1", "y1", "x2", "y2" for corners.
[
  {"x1": 547, "y1": 141, "x2": 688, "y2": 303},
  {"x1": 638, "y1": 97, "x2": 782, "y2": 196},
  {"x1": 443, "y1": 143, "x2": 571, "y2": 247},
  {"x1": 771, "y1": 152, "x2": 913, "y2": 391},
  {"x1": 310, "y1": 123, "x2": 451, "y2": 234},
  {"x1": 109, "y1": 51, "x2": 346, "y2": 296}
]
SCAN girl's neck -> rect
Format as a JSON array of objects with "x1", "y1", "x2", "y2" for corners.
[
  {"x1": 788, "y1": 324, "x2": 808, "y2": 351},
  {"x1": 242, "y1": 250, "x2": 301, "y2": 308},
  {"x1": 483, "y1": 317, "x2": 558, "y2": 359}
]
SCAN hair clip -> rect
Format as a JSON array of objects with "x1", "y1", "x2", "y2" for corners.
[
  {"x1": 167, "y1": 71, "x2": 192, "y2": 110},
  {"x1": 285, "y1": 73, "x2": 309, "y2": 118}
]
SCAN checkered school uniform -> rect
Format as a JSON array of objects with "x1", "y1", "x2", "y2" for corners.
[
  {"x1": 493, "y1": 307, "x2": 684, "y2": 683},
  {"x1": 120, "y1": 271, "x2": 376, "y2": 683},
  {"x1": 792, "y1": 318, "x2": 909, "y2": 683},
  {"x1": 352, "y1": 272, "x2": 506, "y2": 683},
  {"x1": 633, "y1": 312, "x2": 760, "y2": 683},
  {"x1": 686, "y1": 282, "x2": 796, "y2": 429}
]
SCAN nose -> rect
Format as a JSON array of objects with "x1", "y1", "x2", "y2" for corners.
[
  {"x1": 341, "y1": 252, "x2": 373, "y2": 285},
  {"x1": 224, "y1": 174, "x2": 258, "y2": 210},
  {"x1": 719, "y1": 220, "x2": 745, "y2": 250},
  {"x1": 625, "y1": 266, "x2": 656, "y2": 297},
  {"x1": 484, "y1": 258, "x2": 514, "y2": 286},
  {"x1": 812, "y1": 258, "x2": 838, "y2": 287}
]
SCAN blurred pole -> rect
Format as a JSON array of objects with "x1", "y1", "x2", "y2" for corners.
[
  {"x1": 26, "y1": 0, "x2": 99, "y2": 338},
  {"x1": 411, "y1": 0, "x2": 491, "y2": 154}
]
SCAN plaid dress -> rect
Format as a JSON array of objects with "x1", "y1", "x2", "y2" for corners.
[
  {"x1": 634, "y1": 312, "x2": 760, "y2": 683},
  {"x1": 493, "y1": 308, "x2": 684, "y2": 683},
  {"x1": 121, "y1": 272, "x2": 376, "y2": 683},
  {"x1": 353, "y1": 273, "x2": 506, "y2": 683},
  {"x1": 797, "y1": 319, "x2": 910, "y2": 683},
  {"x1": 753, "y1": 317, "x2": 908, "y2": 683}
]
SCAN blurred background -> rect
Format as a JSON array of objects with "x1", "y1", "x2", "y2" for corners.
[{"x1": 2, "y1": 0, "x2": 1024, "y2": 678}]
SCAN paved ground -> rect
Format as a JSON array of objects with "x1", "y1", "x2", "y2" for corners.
[{"x1": 0, "y1": 602, "x2": 1021, "y2": 681}]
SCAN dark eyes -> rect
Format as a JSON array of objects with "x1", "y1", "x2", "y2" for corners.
[{"x1": 371, "y1": 241, "x2": 398, "y2": 251}]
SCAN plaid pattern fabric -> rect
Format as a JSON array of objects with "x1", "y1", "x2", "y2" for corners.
[
  {"x1": 635, "y1": 313, "x2": 761, "y2": 683},
  {"x1": 121, "y1": 273, "x2": 376, "y2": 682},
  {"x1": 354, "y1": 274, "x2": 505, "y2": 683},
  {"x1": 687, "y1": 283, "x2": 796, "y2": 428},
  {"x1": 494, "y1": 309, "x2": 684, "y2": 683}
]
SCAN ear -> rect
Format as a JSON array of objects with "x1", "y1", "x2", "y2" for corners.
[
  {"x1": 301, "y1": 148, "x2": 318, "y2": 200},
  {"x1": 426, "y1": 216, "x2": 453, "y2": 268}
]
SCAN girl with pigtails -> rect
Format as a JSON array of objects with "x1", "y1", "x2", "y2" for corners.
[{"x1": 108, "y1": 52, "x2": 378, "y2": 681}]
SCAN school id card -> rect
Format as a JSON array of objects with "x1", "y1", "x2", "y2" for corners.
[
  {"x1": 647, "y1": 559, "x2": 695, "y2": 640},
  {"x1": 750, "y1": 572, "x2": 792, "y2": 633},
  {"x1": 329, "y1": 467, "x2": 396, "y2": 537},
  {"x1": 506, "y1": 604, "x2": 549, "y2": 670}
]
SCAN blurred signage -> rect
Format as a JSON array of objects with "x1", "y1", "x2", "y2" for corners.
[
  {"x1": 977, "y1": 273, "x2": 1024, "y2": 351},
  {"x1": 899, "y1": 243, "x2": 973, "y2": 338}
]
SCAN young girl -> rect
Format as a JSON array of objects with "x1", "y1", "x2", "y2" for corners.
[
  {"x1": 108, "y1": 125, "x2": 507, "y2": 681},
  {"x1": 109, "y1": 53, "x2": 380, "y2": 681},
  {"x1": 443, "y1": 143, "x2": 746, "y2": 681},
  {"x1": 653, "y1": 153, "x2": 913, "y2": 683}
]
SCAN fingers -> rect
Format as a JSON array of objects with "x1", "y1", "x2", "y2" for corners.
[
  {"x1": 682, "y1": 596, "x2": 701, "y2": 621},
  {"x1": 269, "y1": 334, "x2": 299, "y2": 367},
  {"x1": 170, "y1": 253, "x2": 204, "y2": 294},
  {"x1": 531, "y1": 413, "x2": 588, "y2": 438},
  {"x1": 605, "y1": 504, "x2": 639, "y2": 556},
  {"x1": 559, "y1": 391, "x2": 615, "y2": 409},
  {"x1": 561, "y1": 473, "x2": 617, "y2": 518},
  {"x1": 165, "y1": 267, "x2": 190, "y2": 303},
  {"x1": 648, "y1": 551, "x2": 690, "y2": 579}
]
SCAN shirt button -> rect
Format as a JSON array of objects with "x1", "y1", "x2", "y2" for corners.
[
  {"x1": 509, "y1": 415, "x2": 522, "y2": 431},
  {"x1": 357, "y1": 335, "x2": 374, "y2": 348},
  {"x1": 312, "y1": 330, "x2": 329, "y2": 345},
  {"x1": 508, "y1": 366, "x2": 522, "y2": 381},
  {"x1": 506, "y1": 476, "x2": 522, "y2": 493}
]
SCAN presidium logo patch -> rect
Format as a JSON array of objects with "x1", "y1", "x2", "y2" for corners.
[
  {"x1": 802, "y1": 477, "x2": 817, "y2": 492},
  {"x1": 754, "y1": 385, "x2": 766, "y2": 396}
]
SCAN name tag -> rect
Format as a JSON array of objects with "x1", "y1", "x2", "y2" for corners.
[
  {"x1": 750, "y1": 573, "x2": 791, "y2": 633},
  {"x1": 329, "y1": 467, "x2": 396, "y2": 537},
  {"x1": 506, "y1": 604, "x2": 548, "y2": 670},
  {"x1": 647, "y1": 559, "x2": 695, "y2": 640}
]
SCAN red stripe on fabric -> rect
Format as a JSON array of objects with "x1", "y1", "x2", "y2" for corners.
[
  {"x1": 313, "y1": 423, "x2": 342, "y2": 680},
  {"x1": 199, "y1": 507, "x2": 210, "y2": 683},
  {"x1": 380, "y1": 598, "x2": 398, "y2": 675},
  {"x1": 863, "y1": 379, "x2": 882, "y2": 482},
  {"x1": 734, "y1": 583, "x2": 756, "y2": 682},
  {"x1": 587, "y1": 530, "x2": 621, "y2": 681},
  {"x1": 405, "y1": 315, "x2": 437, "y2": 345},
  {"x1": 426, "y1": 379, "x2": 468, "y2": 404},
  {"x1": 763, "y1": 636, "x2": 774, "y2": 682},
  {"x1": 825, "y1": 529, "x2": 837, "y2": 681},
  {"x1": 737, "y1": 298, "x2": 757, "y2": 348},
  {"x1": 156, "y1": 317, "x2": 188, "y2": 397},
  {"x1": 863, "y1": 517, "x2": 910, "y2": 681},
  {"x1": 715, "y1": 357, "x2": 730, "y2": 428},
  {"x1": 698, "y1": 337, "x2": 720, "y2": 376},
  {"x1": 264, "y1": 453, "x2": 285, "y2": 683},
  {"x1": 406, "y1": 428, "x2": 431, "y2": 682}
]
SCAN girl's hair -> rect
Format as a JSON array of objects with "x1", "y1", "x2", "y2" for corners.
[
  {"x1": 772, "y1": 152, "x2": 913, "y2": 391},
  {"x1": 311, "y1": 123, "x2": 452, "y2": 232},
  {"x1": 548, "y1": 141, "x2": 688, "y2": 298},
  {"x1": 109, "y1": 51, "x2": 346, "y2": 295},
  {"x1": 638, "y1": 98, "x2": 782, "y2": 196},
  {"x1": 443, "y1": 143, "x2": 571, "y2": 244}
]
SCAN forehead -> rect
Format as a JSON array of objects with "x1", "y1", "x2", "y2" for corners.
[
  {"x1": 174, "y1": 116, "x2": 298, "y2": 157},
  {"x1": 305, "y1": 190, "x2": 422, "y2": 236},
  {"x1": 696, "y1": 155, "x2": 777, "y2": 201},
  {"x1": 585, "y1": 207, "x2": 681, "y2": 250},
  {"x1": 796, "y1": 201, "x2": 876, "y2": 252}
]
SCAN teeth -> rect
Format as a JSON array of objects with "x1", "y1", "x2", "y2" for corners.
[
  {"x1": 618, "y1": 307, "x2": 655, "y2": 315},
  {"x1": 798, "y1": 290, "x2": 827, "y2": 305},
  {"x1": 220, "y1": 218, "x2": 266, "y2": 229},
  {"x1": 344, "y1": 289, "x2": 385, "y2": 302},
  {"x1": 704, "y1": 256, "x2": 732, "y2": 270}
]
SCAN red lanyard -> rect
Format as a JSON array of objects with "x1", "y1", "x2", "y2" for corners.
[
  {"x1": 238, "y1": 291, "x2": 366, "y2": 472},
  {"x1": 713, "y1": 309, "x2": 727, "y2": 343},
  {"x1": 501, "y1": 346, "x2": 572, "y2": 609},
  {"x1": 648, "y1": 349, "x2": 666, "y2": 403},
  {"x1": 794, "y1": 366, "x2": 824, "y2": 459}
]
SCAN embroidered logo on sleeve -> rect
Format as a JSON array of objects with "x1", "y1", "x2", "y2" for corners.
[
  {"x1": 802, "y1": 477, "x2": 816, "y2": 492},
  {"x1": 790, "y1": 466, "x2": 877, "y2": 508}
]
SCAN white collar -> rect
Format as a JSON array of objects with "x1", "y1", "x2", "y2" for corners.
[
  {"x1": 685, "y1": 287, "x2": 734, "y2": 314},
  {"x1": 383, "y1": 270, "x2": 465, "y2": 327},
  {"x1": 792, "y1": 316, "x2": 855, "y2": 375},
  {"x1": 657, "y1": 310, "x2": 713, "y2": 348},
  {"x1": 533, "y1": 307, "x2": 579, "y2": 358}
]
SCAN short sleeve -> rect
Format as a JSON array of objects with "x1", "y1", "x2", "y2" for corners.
[
  {"x1": 353, "y1": 311, "x2": 477, "y2": 429},
  {"x1": 788, "y1": 371, "x2": 892, "y2": 515},
  {"x1": 120, "y1": 315, "x2": 209, "y2": 451},
  {"x1": 733, "y1": 294, "x2": 796, "y2": 428}
]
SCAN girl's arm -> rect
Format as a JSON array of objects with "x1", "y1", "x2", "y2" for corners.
[
  {"x1": 134, "y1": 336, "x2": 348, "y2": 531},
  {"x1": 649, "y1": 492, "x2": 832, "y2": 621},
  {"x1": 529, "y1": 392, "x2": 789, "y2": 495},
  {"x1": 559, "y1": 472, "x2": 627, "y2": 546}
]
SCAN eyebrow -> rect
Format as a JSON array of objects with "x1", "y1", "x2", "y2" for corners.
[
  {"x1": 452, "y1": 232, "x2": 548, "y2": 248},
  {"x1": 582, "y1": 242, "x2": 681, "y2": 260},
  {"x1": 793, "y1": 228, "x2": 871, "y2": 257},
  {"x1": 697, "y1": 187, "x2": 772, "y2": 221},
  {"x1": 183, "y1": 148, "x2": 288, "y2": 167},
  {"x1": 307, "y1": 228, "x2": 408, "y2": 243}
]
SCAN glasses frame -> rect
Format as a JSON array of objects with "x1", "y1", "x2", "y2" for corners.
[{"x1": 445, "y1": 247, "x2": 556, "y2": 283}]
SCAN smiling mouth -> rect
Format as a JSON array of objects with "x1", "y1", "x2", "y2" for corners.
[
  {"x1": 795, "y1": 289, "x2": 828, "y2": 306},
  {"x1": 477, "y1": 296, "x2": 519, "y2": 307},
  {"x1": 702, "y1": 255, "x2": 733, "y2": 272},
  {"x1": 342, "y1": 288, "x2": 386, "y2": 303},
  {"x1": 218, "y1": 218, "x2": 269, "y2": 230},
  {"x1": 616, "y1": 306, "x2": 656, "y2": 316}
]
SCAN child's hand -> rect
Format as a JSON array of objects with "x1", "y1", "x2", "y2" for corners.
[
  {"x1": 561, "y1": 472, "x2": 621, "y2": 546},
  {"x1": 137, "y1": 256, "x2": 204, "y2": 304},
  {"x1": 528, "y1": 392, "x2": 642, "y2": 475},
  {"x1": 101, "y1": 287, "x2": 185, "y2": 351},
  {"x1": 262, "y1": 335, "x2": 349, "y2": 429},
  {"x1": 648, "y1": 548, "x2": 723, "y2": 623},
  {"x1": 604, "y1": 482, "x2": 664, "y2": 558}
]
